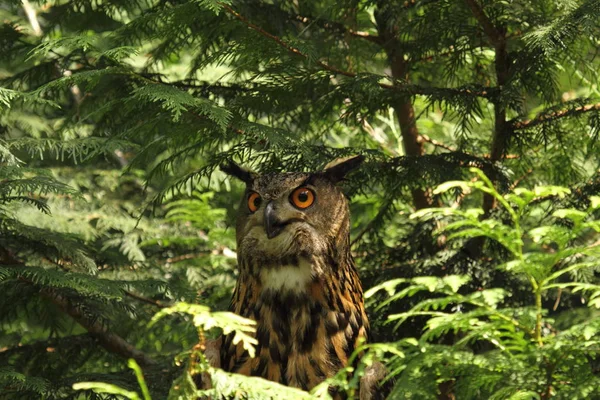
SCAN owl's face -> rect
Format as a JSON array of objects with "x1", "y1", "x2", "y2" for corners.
[
  {"x1": 235, "y1": 172, "x2": 345, "y2": 262},
  {"x1": 222, "y1": 156, "x2": 363, "y2": 267}
]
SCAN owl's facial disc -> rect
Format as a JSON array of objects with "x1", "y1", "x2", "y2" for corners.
[{"x1": 236, "y1": 173, "x2": 330, "y2": 260}]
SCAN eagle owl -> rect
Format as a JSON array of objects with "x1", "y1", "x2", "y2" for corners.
[{"x1": 220, "y1": 156, "x2": 370, "y2": 395}]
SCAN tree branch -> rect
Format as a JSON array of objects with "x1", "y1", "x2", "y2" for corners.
[
  {"x1": 375, "y1": 3, "x2": 432, "y2": 210},
  {"x1": 164, "y1": 247, "x2": 237, "y2": 264},
  {"x1": 124, "y1": 290, "x2": 168, "y2": 309},
  {"x1": 1, "y1": 246, "x2": 157, "y2": 367},
  {"x1": 351, "y1": 216, "x2": 380, "y2": 247},
  {"x1": 40, "y1": 287, "x2": 157, "y2": 367},
  {"x1": 292, "y1": 14, "x2": 382, "y2": 45},
  {"x1": 419, "y1": 134, "x2": 519, "y2": 159},
  {"x1": 464, "y1": 0, "x2": 504, "y2": 47},
  {"x1": 0, "y1": 334, "x2": 95, "y2": 357},
  {"x1": 43, "y1": 255, "x2": 168, "y2": 311},
  {"x1": 418, "y1": 134, "x2": 457, "y2": 152},
  {"x1": 464, "y1": 0, "x2": 510, "y2": 217},
  {"x1": 171, "y1": 80, "x2": 256, "y2": 93},
  {"x1": 511, "y1": 102, "x2": 600, "y2": 130},
  {"x1": 219, "y1": 3, "x2": 493, "y2": 98},
  {"x1": 509, "y1": 168, "x2": 533, "y2": 191},
  {"x1": 21, "y1": 0, "x2": 42, "y2": 36},
  {"x1": 220, "y1": 3, "x2": 356, "y2": 79}
]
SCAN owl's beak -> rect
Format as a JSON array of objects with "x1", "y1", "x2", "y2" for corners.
[{"x1": 264, "y1": 201, "x2": 285, "y2": 239}]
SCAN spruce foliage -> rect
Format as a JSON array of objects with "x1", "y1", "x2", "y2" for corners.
[{"x1": 1, "y1": 0, "x2": 600, "y2": 398}]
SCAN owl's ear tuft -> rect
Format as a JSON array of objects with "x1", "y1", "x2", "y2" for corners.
[
  {"x1": 322, "y1": 155, "x2": 364, "y2": 183},
  {"x1": 220, "y1": 161, "x2": 256, "y2": 184}
]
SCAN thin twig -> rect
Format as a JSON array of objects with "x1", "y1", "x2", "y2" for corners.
[
  {"x1": 171, "y1": 81, "x2": 255, "y2": 92},
  {"x1": 165, "y1": 247, "x2": 237, "y2": 263},
  {"x1": 292, "y1": 14, "x2": 382, "y2": 45},
  {"x1": 464, "y1": 0, "x2": 510, "y2": 219},
  {"x1": 124, "y1": 290, "x2": 168, "y2": 308},
  {"x1": 418, "y1": 134, "x2": 519, "y2": 159},
  {"x1": 511, "y1": 102, "x2": 600, "y2": 130},
  {"x1": 0, "y1": 334, "x2": 95, "y2": 356},
  {"x1": 508, "y1": 168, "x2": 533, "y2": 191},
  {"x1": 45, "y1": 257, "x2": 167, "y2": 309},
  {"x1": 166, "y1": 252, "x2": 209, "y2": 263},
  {"x1": 416, "y1": 31, "x2": 523, "y2": 63},
  {"x1": 418, "y1": 134, "x2": 457, "y2": 152},
  {"x1": 552, "y1": 288, "x2": 562, "y2": 311}
]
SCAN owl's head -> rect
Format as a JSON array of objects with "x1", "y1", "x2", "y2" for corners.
[{"x1": 221, "y1": 156, "x2": 363, "y2": 265}]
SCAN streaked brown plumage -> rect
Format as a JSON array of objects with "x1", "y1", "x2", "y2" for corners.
[{"x1": 220, "y1": 156, "x2": 369, "y2": 396}]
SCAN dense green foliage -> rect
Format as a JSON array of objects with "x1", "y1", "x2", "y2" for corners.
[
  {"x1": 369, "y1": 170, "x2": 600, "y2": 399},
  {"x1": 1, "y1": 0, "x2": 600, "y2": 398}
]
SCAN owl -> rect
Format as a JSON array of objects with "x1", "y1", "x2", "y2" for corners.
[{"x1": 219, "y1": 156, "x2": 378, "y2": 397}]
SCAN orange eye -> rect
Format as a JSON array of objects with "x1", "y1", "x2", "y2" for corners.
[
  {"x1": 247, "y1": 192, "x2": 261, "y2": 213},
  {"x1": 290, "y1": 187, "x2": 315, "y2": 209}
]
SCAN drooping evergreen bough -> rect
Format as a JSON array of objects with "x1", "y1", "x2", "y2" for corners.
[{"x1": 1, "y1": 0, "x2": 600, "y2": 398}]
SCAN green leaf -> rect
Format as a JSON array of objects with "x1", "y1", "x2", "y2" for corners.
[
  {"x1": 193, "y1": 0, "x2": 231, "y2": 15},
  {"x1": 528, "y1": 225, "x2": 572, "y2": 247},
  {"x1": 433, "y1": 180, "x2": 471, "y2": 194},
  {"x1": 590, "y1": 196, "x2": 600, "y2": 210},
  {"x1": 533, "y1": 186, "x2": 571, "y2": 198},
  {"x1": 552, "y1": 208, "x2": 588, "y2": 224},
  {"x1": 73, "y1": 382, "x2": 142, "y2": 399},
  {"x1": 150, "y1": 303, "x2": 257, "y2": 358},
  {"x1": 128, "y1": 360, "x2": 152, "y2": 400},
  {"x1": 442, "y1": 275, "x2": 471, "y2": 293}
]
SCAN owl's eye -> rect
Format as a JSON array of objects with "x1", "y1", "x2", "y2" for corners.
[
  {"x1": 247, "y1": 192, "x2": 261, "y2": 213},
  {"x1": 290, "y1": 187, "x2": 315, "y2": 209}
]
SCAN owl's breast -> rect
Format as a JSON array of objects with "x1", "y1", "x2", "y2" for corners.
[
  {"x1": 222, "y1": 258, "x2": 368, "y2": 394},
  {"x1": 259, "y1": 259, "x2": 313, "y2": 293}
]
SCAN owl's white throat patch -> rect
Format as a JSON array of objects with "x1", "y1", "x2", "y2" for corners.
[{"x1": 260, "y1": 258, "x2": 313, "y2": 293}]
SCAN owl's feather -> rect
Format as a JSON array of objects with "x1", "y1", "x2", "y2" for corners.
[
  {"x1": 219, "y1": 157, "x2": 383, "y2": 398},
  {"x1": 222, "y1": 249, "x2": 368, "y2": 391}
]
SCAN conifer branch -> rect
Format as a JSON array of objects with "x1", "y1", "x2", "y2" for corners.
[
  {"x1": 509, "y1": 168, "x2": 533, "y2": 191},
  {"x1": 464, "y1": 0, "x2": 510, "y2": 217},
  {"x1": 375, "y1": 4, "x2": 433, "y2": 210},
  {"x1": 40, "y1": 288, "x2": 158, "y2": 367},
  {"x1": 511, "y1": 102, "x2": 600, "y2": 130},
  {"x1": 220, "y1": 3, "x2": 356, "y2": 79},
  {"x1": 463, "y1": 0, "x2": 504, "y2": 47},
  {"x1": 291, "y1": 14, "x2": 383, "y2": 45},
  {"x1": 0, "y1": 247, "x2": 157, "y2": 367},
  {"x1": 351, "y1": 218, "x2": 379, "y2": 247},
  {"x1": 0, "y1": 334, "x2": 95, "y2": 357},
  {"x1": 43, "y1": 256, "x2": 167, "y2": 309},
  {"x1": 172, "y1": 81, "x2": 254, "y2": 93},
  {"x1": 419, "y1": 134, "x2": 520, "y2": 159},
  {"x1": 164, "y1": 247, "x2": 236, "y2": 263},
  {"x1": 220, "y1": 2, "x2": 492, "y2": 99},
  {"x1": 417, "y1": 30, "x2": 523, "y2": 64},
  {"x1": 124, "y1": 290, "x2": 168, "y2": 308},
  {"x1": 402, "y1": 0, "x2": 423, "y2": 9},
  {"x1": 418, "y1": 134, "x2": 456, "y2": 152}
]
